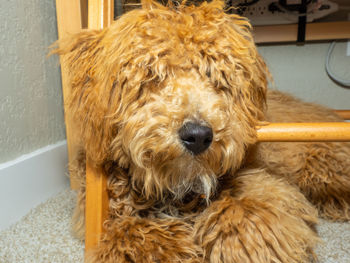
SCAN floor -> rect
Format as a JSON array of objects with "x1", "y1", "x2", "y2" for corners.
[{"x1": 0, "y1": 188, "x2": 350, "y2": 263}]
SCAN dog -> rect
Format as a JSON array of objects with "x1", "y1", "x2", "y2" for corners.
[{"x1": 52, "y1": 0, "x2": 350, "y2": 262}]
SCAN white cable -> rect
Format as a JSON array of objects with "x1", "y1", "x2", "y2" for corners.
[{"x1": 325, "y1": 41, "x2": 350, "y2": 87}]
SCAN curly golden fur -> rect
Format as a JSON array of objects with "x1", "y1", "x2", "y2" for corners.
[{"x1": 52, "y1": 0, "x2": 350, "y2": 262}]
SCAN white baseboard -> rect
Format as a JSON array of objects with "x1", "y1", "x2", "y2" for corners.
[{"x1": 0, "y1": 141, "x2": 70, "y2": 231}]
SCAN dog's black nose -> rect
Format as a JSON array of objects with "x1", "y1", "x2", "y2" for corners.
[{"x1": 179, "y1": 122, "x2": 213, "y2": 155}]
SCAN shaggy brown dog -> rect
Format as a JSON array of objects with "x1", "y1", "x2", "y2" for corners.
[{"x1": 53, "y1": 0, "x2": 350, "y2": 262}]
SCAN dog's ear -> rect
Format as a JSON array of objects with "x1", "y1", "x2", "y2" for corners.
[
  {"x1": 51, "y1": 30, "x2": 115, "y2": 164},
  {"x1": 198, "y1": 2, "x2": 270, "y2": 125},
  {"x1": 230, "y1": 19, "x2": 270, "y2": 123},
  {"x1": 51, "y1": 8, "x2": 169, "y2": 167}
]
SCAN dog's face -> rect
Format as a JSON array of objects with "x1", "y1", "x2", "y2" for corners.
[{"x1": 54, "y1": 0, "x2": 268, "y2": 200}]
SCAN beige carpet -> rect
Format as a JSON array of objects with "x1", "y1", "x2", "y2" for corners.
[
  {"x1": 0, "y1": 189, "x2": 84, "y2": 263},
  {"x1": 1, "y1": 189, "x2": 350, "y2": 263}
]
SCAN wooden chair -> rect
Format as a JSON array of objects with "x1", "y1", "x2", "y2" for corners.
[{"x1": 55, "y1": 0, "x2": 350, "y2": 260}]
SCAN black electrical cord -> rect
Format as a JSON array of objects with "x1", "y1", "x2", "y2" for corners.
[{"x1": 326, "y1": 42, "x2": 350, "y2": 87}]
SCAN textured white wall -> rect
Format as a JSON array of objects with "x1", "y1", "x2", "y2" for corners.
[
  {"x1": 258, "y1": 42, "x2": 350, "y2": 109},
  {"x1": 0, "y1": 0, "x2": 65, "y2": 163}
]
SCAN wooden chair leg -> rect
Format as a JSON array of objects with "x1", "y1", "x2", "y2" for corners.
[
  {"x1": 55, "y1": 0, "x2": 84, "y2": 189},
  {"x1": 85, "y1": 160, "x2": 109, "y2": 252},
  {"x1": 88, "y1": 0, "x2": 114, "y2": 29},
  {"x1": 84, "y1": 0, "x2": 114, "y2": 259}
]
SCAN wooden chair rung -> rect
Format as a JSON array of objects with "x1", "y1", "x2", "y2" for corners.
[{"x1": 257, "y1": 122, "x2": 350, "y2": 142}]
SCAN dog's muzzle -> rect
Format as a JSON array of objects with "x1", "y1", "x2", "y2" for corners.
[{"x1": 178, "y1": 122, "x2": 213, "y2": 155}]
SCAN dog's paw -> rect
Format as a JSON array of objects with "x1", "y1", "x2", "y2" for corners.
[
  {"x1": 86, "y1": 217, "x2": 202, "y2": 263},
  {"x1": 194, "y1": 172, "x2": 320, "y2": 263},
  {"x1": 195, "y1": 196, "x2": 319, "y2": 263}
]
